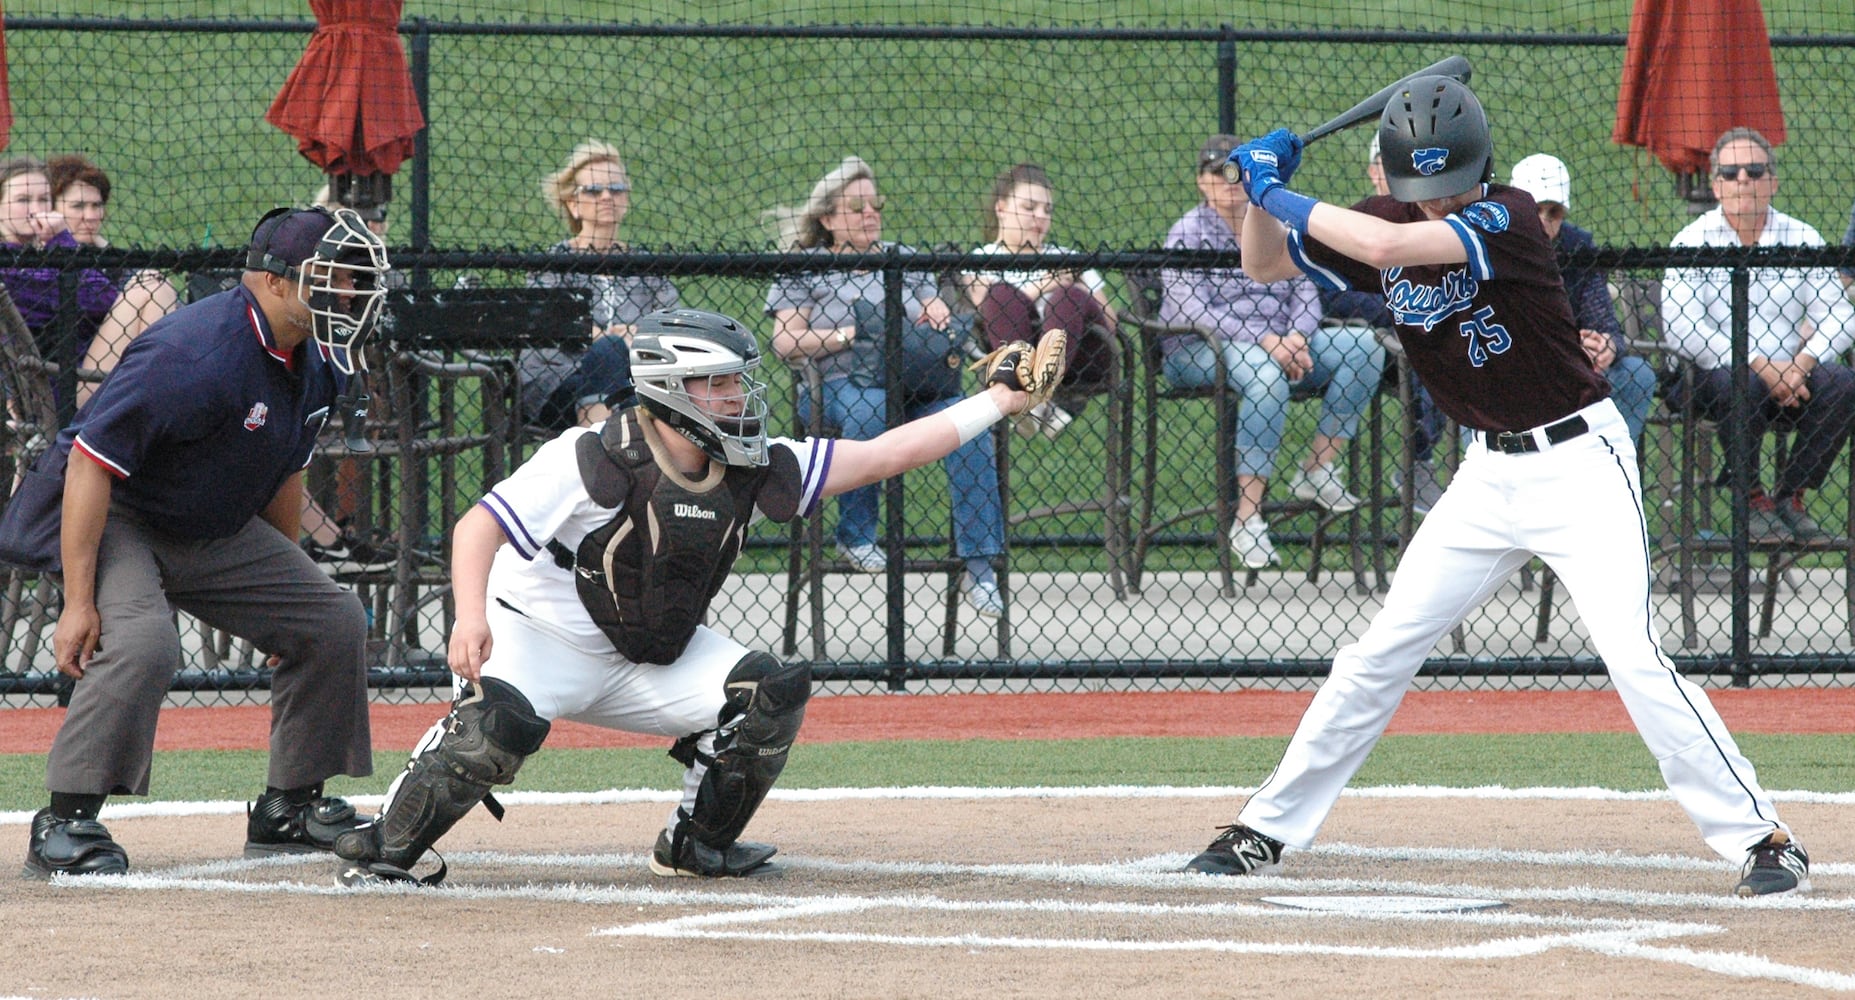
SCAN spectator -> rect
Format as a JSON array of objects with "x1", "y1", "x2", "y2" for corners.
[
  {"x1": 18, "y1": 206, "x2": 387, "y2": 878},
  {"x1": 765, "y1": 156, "x2": 1005, "y2": 616},
  {"x1": 1509, "y1": 153, "x2": 1658, "y2": 444},
  {"x1": 0, "y1": 156, "x2": 123, "y2": 390},
  {"x1": 1318, "y1": 133, "x2": 1446, "y2": 513},
  {"x1": 1662, "y1": 127, "x2": 1855, "y2": 541},
  {"x1": 44, "y1": 155, "x2": 182, "y2": 409},
  {"x1": 1159, "y1": 134, "x2": 1385, "y2": 569},
  {"x1": 963, "y1": 162, "x2": 1117, "y2": 439},
  {"x1": 526, "y1": 140, "x2": 678, "y2": 431}
]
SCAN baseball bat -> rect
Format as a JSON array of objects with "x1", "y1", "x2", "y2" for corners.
[
  {"x1": 1221, "y1": 56, "x2": 1473, "y2": 184},
  {"x1": 1300, "y1": 55, "x2": 1472, "y2": 146}
]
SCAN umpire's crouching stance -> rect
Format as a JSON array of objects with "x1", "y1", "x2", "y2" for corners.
[{"x1": 13, "y1": 206, "x2": 390, "y2": 878}]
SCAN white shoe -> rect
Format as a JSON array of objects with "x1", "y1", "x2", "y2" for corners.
[
  {"x1": 836, "y1": 543, "x2": 887, "y2": 573},
  {"x1": 1289, "y1": 463, "x2": 1361, "y2": 513},
  {"x1": 1015, "y1": 401, "x2": 1074, "y2": 441},
  {"x1": 962, "y1": 577, "x2": 1005, "y2": 619},
  {"x1": 1227, "y1": 514, "x2": 1279, "y2": 569}
]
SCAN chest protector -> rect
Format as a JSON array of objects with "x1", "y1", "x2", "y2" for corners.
[{"x1": 552, "y1": 413, "x2": 800, "y2": 665}]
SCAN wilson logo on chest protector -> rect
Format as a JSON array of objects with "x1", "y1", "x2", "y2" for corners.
[{"x1": 673, "y1": 503, "x2": 718, "y2": 521}]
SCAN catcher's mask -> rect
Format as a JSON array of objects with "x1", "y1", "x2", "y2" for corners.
[
  {"x1": 630, "y1": 308, "x2": 770, "y2": 467},
  {"x1": 1377, "y1": 75, "x2": 1493, "y2": 204},
  {"x1": 246, "y1": 205, "x2": 391, "y2": 375}
]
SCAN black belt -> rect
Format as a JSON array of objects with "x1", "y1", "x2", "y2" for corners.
[{"x1": 1481, "y1": 415, "x2": 1589, "y2": 455}]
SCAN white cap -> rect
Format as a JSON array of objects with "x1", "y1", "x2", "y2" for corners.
[
  {"x1": 1510, "y1": 153, "x2": 1570, "y2": 210},
  {"x1": 1368, "y1": 131, "x2": 1380, "y2": 165}
]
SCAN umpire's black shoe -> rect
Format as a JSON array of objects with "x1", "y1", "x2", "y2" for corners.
[
  {"x1": 244, "y1": 789, "x2": 364, "y2": 858},
  {"x1": 1735, "y1": 831, "x2": 1811, "y2": 897},
  {"x1": 22, "y1": 807, "x2": 129, "y2": 880},
  {"x1": 1183, "y1": 823, "x2": 1284, "y2": 875},
  {"x1": 648, "y1": 829, "x2": 781, "y2": 879}
]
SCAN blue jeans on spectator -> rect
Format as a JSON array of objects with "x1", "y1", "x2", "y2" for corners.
[
  {"x1": 1162, "y1": 325, "x2": 1385, "y2": 479},
  {"x1": 798, "y1": 377, "x2": 1004, "y2": 559},
  {"x1": 539, "y1": 336, "x2": 634, "y2": 431},
  {"x1": 1607, "y1": 355, "x2": 1659, "y2": 444}
]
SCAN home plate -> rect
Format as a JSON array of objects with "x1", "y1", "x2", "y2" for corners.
[{"x1": 1262, "y1": 895, "x2": 1506, "y2": 914}]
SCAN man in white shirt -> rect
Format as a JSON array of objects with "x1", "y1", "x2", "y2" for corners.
[{"x1": 1663, "y1": 127, "x2": 1855, "y2": 541}]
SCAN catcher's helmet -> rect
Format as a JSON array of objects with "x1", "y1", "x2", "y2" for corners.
[
  {"x1": 246, "y1": 206, "x2": 390, "y2": 374},
  {"x1": 631, "y1": 309, "x2": 769, "y2": 467},
  {"x1": 1377, "y1": 75, "x2": 1493, "y2": 203}
]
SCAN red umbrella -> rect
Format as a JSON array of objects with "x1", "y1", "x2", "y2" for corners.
[
  {"x1": 265, "y1": 0, "x2": 425, "y2": 181},
  {"x1": 1613, "y1": 0, "x2": 1786, "y2": 174}
]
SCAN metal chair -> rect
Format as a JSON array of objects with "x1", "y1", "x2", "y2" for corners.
[
  {"x1": 1120, "y1": 270, "x2": 1387, "y2": 598},
  {"x1": 779, "y1": 357, "x2": 995, "y2": 661}
]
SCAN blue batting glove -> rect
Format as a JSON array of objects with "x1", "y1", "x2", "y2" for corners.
[
  {"x1": 1255, "y1": 128, "x2": 1304, "y2": 185},
  {"x1": 1230, "y1": 141, "x2": 1284, "y2": 204}
]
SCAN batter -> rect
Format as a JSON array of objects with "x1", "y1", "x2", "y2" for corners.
[{"x1": 1182, "y1": 76, "x2": 1809, "y2": 897}]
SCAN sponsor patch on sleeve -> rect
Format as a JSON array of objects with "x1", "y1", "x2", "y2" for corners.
[{"x1": 1458, "y1": 201, "x2": 1510, "y2": 234}]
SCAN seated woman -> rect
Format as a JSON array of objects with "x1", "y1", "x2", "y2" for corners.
[
  {"x1": 1158, "y1": 135, "x2": 1385, "y2": 569},
  {"x1": 45, "y1": 154, "x2": 181, "y2": 403},
  {"x1": 0, "y1": 156, "x2": 127, "y2": 408},
  {"x1": 963, "y1": 162, "x2": 1118, "y2": 439},
  {"x1": 526, "y1": 140, "x2": 679, "y2": 430},
  {"x1": 766, "y1": 156, "x2": 1005, "y2": 617}
]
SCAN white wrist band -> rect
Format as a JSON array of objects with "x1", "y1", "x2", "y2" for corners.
[{"x1": 946, "y1": 392, "x2": 1005, "y2": 445}]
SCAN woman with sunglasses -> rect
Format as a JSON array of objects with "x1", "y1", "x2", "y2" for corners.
[
  {"x1": 526, "y1": 140, "x2": 679, "y2": 430},
  {"x1": 963, "y1": 162, "x2": 1117, "y2": 439},
  {"x1": 765, "y1": 156, "x2": 1006, "y2": 617}
]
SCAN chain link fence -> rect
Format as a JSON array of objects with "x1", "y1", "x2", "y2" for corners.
[{"x1": 3, "y1": 7, "x2": 1855, "y2": 702}]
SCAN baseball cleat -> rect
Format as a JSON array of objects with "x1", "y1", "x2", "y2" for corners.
[
  {"x1": 22, "y1": 808, "x2": 130, "y2": 880},
  {"x1": 336, "y1": 857, "x2": 447, "y2": 888},
  {"x1": 649, "y1": 829, "x2": 781, "y2": 879},
  {"x1": 1735, "y1": 831, "x2": 1810, "y2": 897},
  {"x1": 1183, "y1": 823, "x2": 1284, "y2": 875},
  {"x1": 244, "y1": 790, "x2": 365, "y2": 858}
]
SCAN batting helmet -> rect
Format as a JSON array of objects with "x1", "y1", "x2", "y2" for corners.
[
  {"x1": 631, "y1": 309, "x2": 770, "y2": 467},
  {"x1": 1376, "y1": 75, "x2": 1492, "y2": 203},
  {"x1": 246, "y1": 205, "x2": 390, "y2": 375}
]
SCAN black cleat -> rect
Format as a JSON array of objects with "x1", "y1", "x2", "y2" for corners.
[
  {"x1": 22, "y1": 808, "x2": 129, "y2": 880},
  {"x1": 1183, "y1": 823, "x2": 1284, "y2": 875},
  {"x1": 1736, "y1": 831, "x2": 1810, "y2": 897},
  {"x1": 648, "y1": 829, "x2": 781, "y2": 879},
  {"x1": 244, "y1": 790, "x2": 364, "y2": 858}
]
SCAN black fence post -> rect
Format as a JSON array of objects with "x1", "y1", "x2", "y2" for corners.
[
  {"x1": 881, "y1": 257, "x2": 910, "y2": 689},
  {"x1": 1729, "y1": 266, "x2": 1752, "y2": 687},
  {"x1": 1216, "y1": 26, "x2": 1236, "y2": 135},
  {"x1": 54, "y1": 270, "x2": 81, "y2": 428},
  {"x1": 408, "y1": 15, "x2": 433, "y2": 290}
]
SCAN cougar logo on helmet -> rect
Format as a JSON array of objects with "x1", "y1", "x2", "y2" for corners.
[{"x1": 1412, "y1": 148, "x2": 1450, "y2": 176}]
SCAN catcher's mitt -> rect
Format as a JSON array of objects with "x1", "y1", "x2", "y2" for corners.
[{"x1": 969, "y1": 329, "x2": 1067, "y2": 409}]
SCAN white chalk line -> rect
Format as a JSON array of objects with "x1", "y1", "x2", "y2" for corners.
[
  {"x1": 46, "y1": 842, "x2": 1855, "y2": 992},
  {"x1": 4, "y1": 783, "x2": 1854, "y2": 827}
]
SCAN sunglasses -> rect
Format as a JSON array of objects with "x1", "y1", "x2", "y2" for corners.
[
  {"x1": 1714, "y1": 163, "x2": 1772, "y2": 181},
  {"x1": 577, "y1": 182, "x2": 630, "y2": 197},
  {"x1": 839, "y1": 196, "x2": 886, "y2": 213}
]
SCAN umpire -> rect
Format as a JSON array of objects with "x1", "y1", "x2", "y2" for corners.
[{"x1": 21, "y1": 206, "x2": 389, "y2": 878}]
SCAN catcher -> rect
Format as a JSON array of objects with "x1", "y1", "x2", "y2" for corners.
[{"x1": 335, "y1": 308, "x2": 1061, "y2": 884}]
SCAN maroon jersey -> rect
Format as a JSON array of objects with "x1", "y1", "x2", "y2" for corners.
[{"x1": 1288, "y1": 183, "x2": 1607, "y2": 432}]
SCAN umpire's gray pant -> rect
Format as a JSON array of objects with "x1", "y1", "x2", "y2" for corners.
[{"x1": 46, "y1": 506, "x2": 373, "y2": 797}]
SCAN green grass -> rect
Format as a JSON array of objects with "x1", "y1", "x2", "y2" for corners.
[{"x1": 4, "y1": 732, "x2": 1850, "y2": 811}]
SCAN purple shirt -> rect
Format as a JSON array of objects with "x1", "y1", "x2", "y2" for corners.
[
  {"x1": 1, "y1": 230, "x2": 121, "y2": 357},
  {"x1": 1160, "y1": 203, "x2": 1321, "y2": 347}
]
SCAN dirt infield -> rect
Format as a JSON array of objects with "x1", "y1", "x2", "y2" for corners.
[
  {"x1": 4, "y1": 791, "x2": 1850, "y2": 999},
  {"x1": 4, "y1": 687, "x2": 1850, "y2": 753}
]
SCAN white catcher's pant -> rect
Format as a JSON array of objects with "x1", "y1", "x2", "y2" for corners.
[
  {"x1": 389, "y1": 600, "x2": 743, "y2": 838},
  {"x1": 1238, "y1": 399, "x2": 1789, "y2": 861}
]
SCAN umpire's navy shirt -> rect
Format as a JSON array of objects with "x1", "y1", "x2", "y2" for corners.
[{"x1": 59, "y1": 283, "x2": 342, "y2": 540}]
